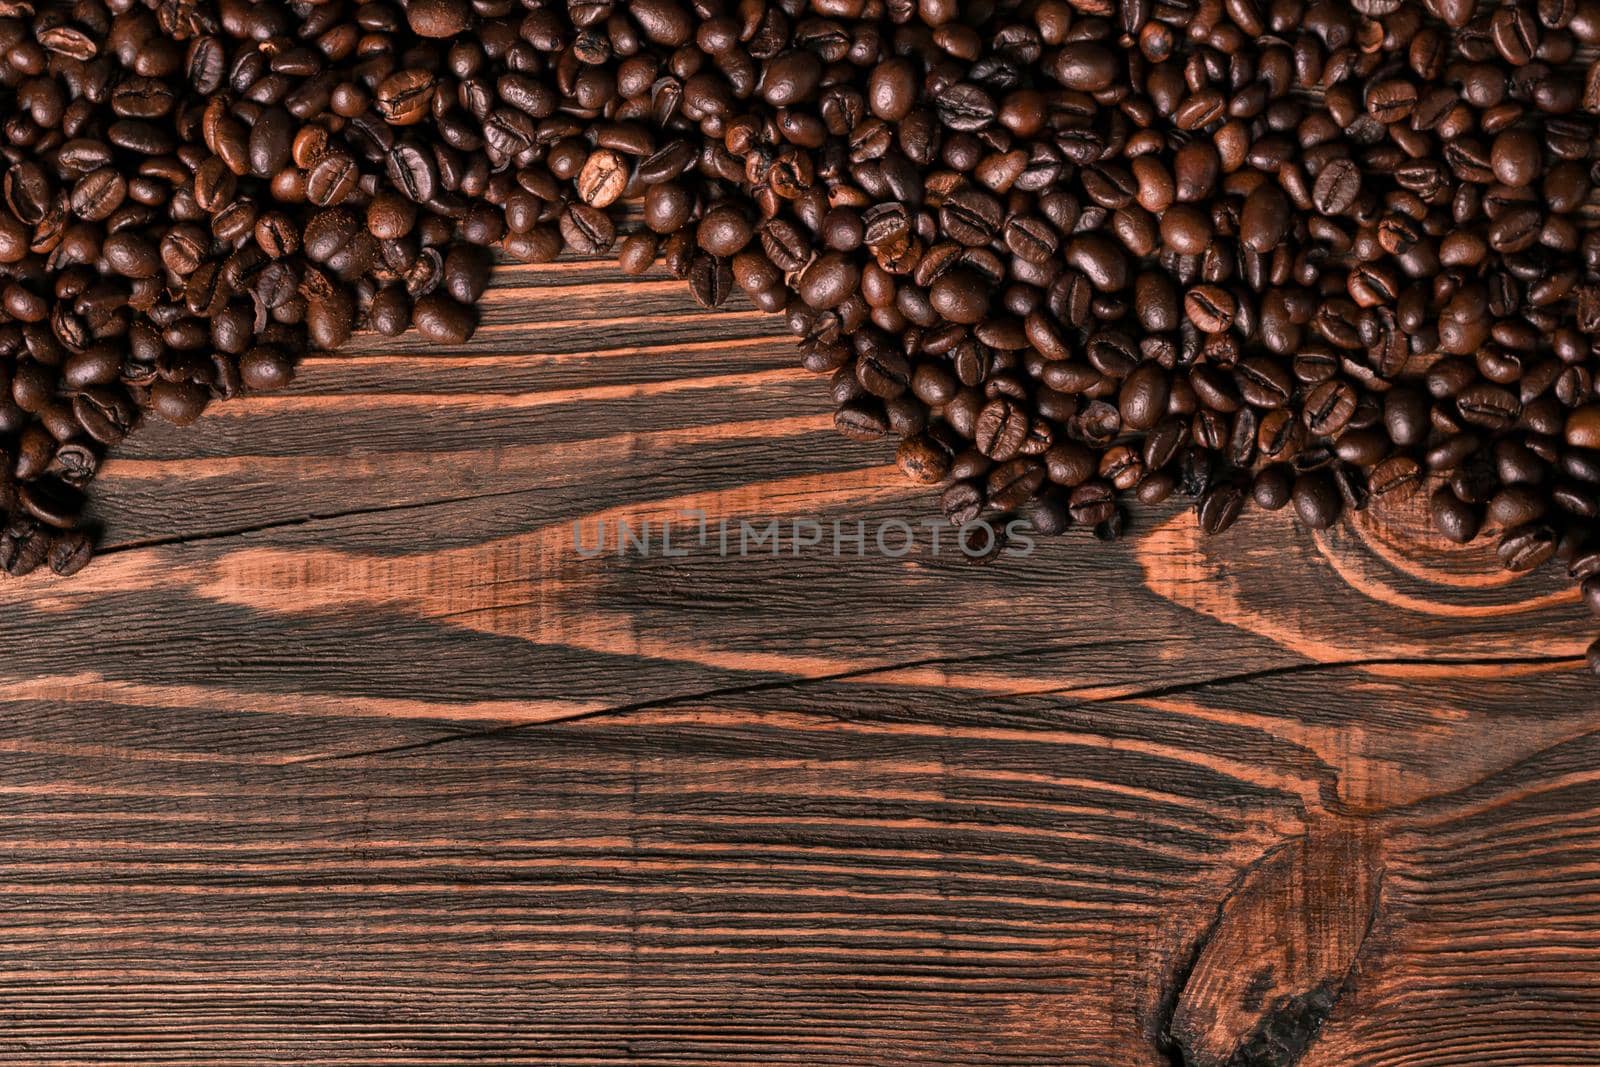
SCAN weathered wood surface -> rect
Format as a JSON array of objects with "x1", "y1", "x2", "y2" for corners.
[{"x1": 0, "y1": 258, "x2": 1596, "y2": 1065}]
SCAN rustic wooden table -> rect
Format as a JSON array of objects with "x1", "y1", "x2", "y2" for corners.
[{"x1": 2, "y1": 258, "x2": 1597, "y2": 1065}]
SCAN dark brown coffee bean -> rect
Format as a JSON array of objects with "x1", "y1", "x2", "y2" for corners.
[
  {"x1": 975, "y1": 398, "x2": 1030, "y2": 461},
  {"x1": 1498, "y1": 524, "x2": 1557, "y2": 571},
  {"x1": 1491, "y1": 4, "x2": 1539, "y2": 64},
  {"x1": 941, "y1": 189, "x2": 1004, "y2": 246},
  {"x1": 307, "y1": 152, "x2": 359, "y2": 207},
  {"x1": 1456, "y1": 383, "x2": 1523, "y2": 431},
  {"x1": 1119, "y1": 364, "x2": 1169, "y2": 431},
  {"x1": 1198, "y1": 481, "x2": 1246, "y2": 535},
  {"x1": 72, "y1": 388, "x2": 136, "y2": 446},
  {"x1": 687, "y1": 254, "x2": 734, "y2": 309},
  {"x1": 413, "y1": 293, "x2": 477, "y2": 345},
  {"x1": 1292, "y1": 472, "x2": 1343, "y2": 530},
  {"x1": 1184, "y1": 285, "x2": 1235, "y2": 333},
  {"x1": 1431, "y1": 485, "x2": 1484, "y2": 543},
  {"x1": 1303, "y1": 379, "x2": 1358, "y2": 437},
  {"x1": 1312, "y1": 159, "x2": 1362, "y2": 215},
  {"x1": 1370, "y1": 456, "x2": 1423, "y2": 502},
  {"x1": 559, "y1": 204, "x2": 616, "y2": 254},
  {"x1": 837, "y1": 400, "x2": 889, "y2": 442},
  {"x1": 897, "y1": 435, "x2": 950, "y2": 484},
  {"x1": 1068, "y1": 481, "x2": 1117, "y2": 526},
  {"x1": 443, "y1": 244, "x2": 493, "y2": 305},
  {"x1": 47, "y1": 528, "x2": 93, "y2": 577},
  {"x1": 149, "y1": 380, "x2": 210, "y2": 426},
  {"x1": 1252, "y1": 466, "x2": 1293, "y2": 510},
  {"x1": 929, "y1": 269, "x2": 990, "y2": 325},
  {"x1": 1240, "y1": 184, "x2": 1291, "y2": 253},
  {"x1": 240, "y1": 347, "x2": 296, "y2": 392}
]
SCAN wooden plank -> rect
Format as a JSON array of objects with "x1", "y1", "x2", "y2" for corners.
[{"x1": 0, "y1": 258, "x2": 1595, "y2": 1064}]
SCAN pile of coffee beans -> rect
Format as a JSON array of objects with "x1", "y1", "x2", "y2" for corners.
[{"x1": 3, "y1": 0, "x2": 1600, "y2": 668}]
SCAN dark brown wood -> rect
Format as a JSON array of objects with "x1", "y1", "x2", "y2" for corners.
[{"x1": 0, "y1": 258, "x2": 1596, "y2": 1065}]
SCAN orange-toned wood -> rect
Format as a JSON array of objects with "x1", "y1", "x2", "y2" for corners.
[{"x1": 0, "y1": 258, "x2": 1595, "y2": 1065}]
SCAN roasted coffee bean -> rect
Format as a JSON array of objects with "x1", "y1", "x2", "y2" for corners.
[
  {"x1": 1499, "y1": 524, "x2": 1558, "y2": 571},
  {"x1": 1312, "y1": 159, "x2": 1362, "y2": 215},
  {"x1": 1198, "y1": 481, "x2": 1246, "y2": 535},
  {"x1": 1240, "y1": 185, "x2": 1291, "y2": 253},
  {"x1": 1184, "y1": 286, "x2": 1236, "y2": 334},
  {"x1": 578, "y1": 149, "x2": 629, "y2": 209},
  {"x1": 443, "y1": 244, "x2": 492, "y2": 305},
  {"x1": 1119, "y1": 364, "x2": 1169, "y2": 432},
  {"x1": 1252, "y1": 466, "x2": 1293, "y2": 511},
  {"x1": 897, "y1": 435, "x2": 950, "y2": 484},
  {"x1": 688, "y1": 255, "x2": 734, "y2": 309},
  {"x1": 1068, "y1": 481, "x2": 1117, "y2": 526},
  {"x1": 71, "y1": 388, "x2": 136, "y2": 446},
  {"x1": 47, "y1": 528, "x2": 93, "y2": 577},
  {"x1": 941, "y1": 190, "x2": 1003, "y2": 246},
  {"x1": 413, "y1": 293, "x2": 477, "y2": 345},
  {"x1": 1303, "y1": 380, "x2": 1358, "y2": 437},
  {"x1": 240, "y1": 347, "x2": 296, "y2": 392},
  {"x1": 1292, "y1": 472, "x2": 1344, "y2": 530},
  {"x1": 1431, "y1": 485, "x2": 1484, "y2": 543},
  {"x1": 149, "y1": 380, "x2": 209, "y2": 426},
  {"x1": 1370, "y1": 456, "x2": 1423, "y2": 502}
]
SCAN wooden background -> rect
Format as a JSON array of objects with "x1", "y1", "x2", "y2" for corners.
[{"x1": 0, "y1": 258, "x2": 1597, "y2": 1065}]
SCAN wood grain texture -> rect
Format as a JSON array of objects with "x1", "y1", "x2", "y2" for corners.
[{"x1": 0, "y1": 257, "x2": 1596, "y2": 1065}]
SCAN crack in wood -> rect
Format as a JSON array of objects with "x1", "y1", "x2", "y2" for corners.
[
  {"x1": 284, "y1": 640, "x2": 1107, "y2": 764},
  {"x1": 1047, "y1": 655, "x2": 1582, "y2": 709},
  {"x1": 287, "y1": 654, "x2": 1581, "y2": 767},
  {"x1": 95, "y1": 485, "x2": 551, "y2": 555}
]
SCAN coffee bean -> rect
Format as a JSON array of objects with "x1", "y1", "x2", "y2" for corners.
[
  {"x1": 413, "y1": 293, "x2": 477, "y2": 344},
  {"x1": 1198, "y1": 481, "x2": 1245, "y2": 535},
  {"x1": 71, "y1": 388, "x2": 136, "y2": 446},
  {"x1": 1184, "y1": 285, "x2": 1236, "y2": 333},
  {"x1": 1491, "y1": 4, "x2": 1539, "y2": 64},
  {"x1": 1566, "y1": 405, "x2": 1600, "y2": 448},
  {"x1": 578, "y1": 149, "x2": 629, "y2": 209},
  {"x1": 929, "y1": 269, "x2": 990, "y2": 324},
  {"x1": 1252, "y1": 466, "x2": 1293, "y2": 510},
  {"x1": 975, "y1": 398, "x2": 1030, "y2": 461},
  {"x1": 1312, "y1": 159, "x2": 1362, "y2": 215},
  {"x1": 1292, "y1": 472, "x2": 1343, "y2": 530},
  {"x1": 1119, "y1": 364, "x2": 1170, "y2": 432},
  {"x1": 941, "y1": 480, "x2": 983, "y2": 524},
  {"x1": 1499, "y1": 523, "x2": 1558, "y2": 571},
  {"x1": 1068, "y1": 481, "x2": 1116, "y2": 526},
  {"x1": 377, "y1": 70, "x2": 437, "y2": 127},
  {"x1": 1431, "y1": 485, "x2": 1484, "y2": 543},
  {"x1": 240, "y1": 347, "x2": 295, "y2": 392},
  {"x1": 386, "y1": 142, "x2": 440, "y2": 203},
  {"x1": 307, "y1": 152, "x2": 359, "y2": 207},
  {"x1": 1240, "y1": 184, "x2": 1291, "y2": 253},
  {"x1": 697, "y1": 204, "x2": 752, "y2": 258},
  {"x1": 1370, "y1": 456, "x2": 1423, "y2": 502},
  {"x1": 408, "y1": 0, "x2": 471, "y2": 38},
  {"x1": 47, "y1": 528, "x2": 93, "y2": 576},
  {"x1": 868, "y1": 58, "x2": 917, "y2": 121},
  {"x1": 1303, "y1": 379, "x2": 1358, "y2": 437},
  {"x1": 897, "y1": 435, "x2": 950, "y2": 484},
  {"x1": 560, "y1": 204, "x2": 616, "y2": 254},
  {"x1": 687, "y1": 254, "x2": 733, "y2": 309},
  {"x1": 798, "y1": 253, "x2": 859, "y2": 309},
  {"x1": 149, "y1": 380, "x2": 209, "y2": 426},
  {"x1": 941, "y1": 189, "x2": 1004, "y2": 247},
  {"x1": 1456, "y1": 383, "x2": 1523, "y2": 430}
]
